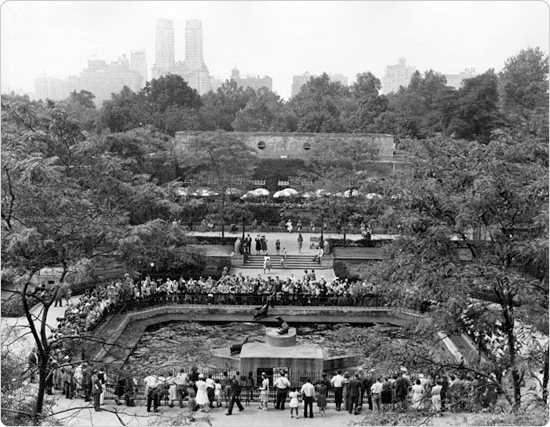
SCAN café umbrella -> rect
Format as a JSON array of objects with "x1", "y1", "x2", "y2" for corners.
[
  {"x1": 273, "y1": 188, "x2": 299, "y2": 198},
  {"x1": 241, "y1": 188, "x2": 270, "y2": 199}
]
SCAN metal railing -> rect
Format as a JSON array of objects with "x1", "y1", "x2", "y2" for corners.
[{"x1": 116, "y1": 291, "x2": 394, "y2": 313}]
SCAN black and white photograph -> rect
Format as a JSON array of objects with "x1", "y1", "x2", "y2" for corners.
[{"x1": 1, "y1": 1, "x2": 549, "y2": 425}]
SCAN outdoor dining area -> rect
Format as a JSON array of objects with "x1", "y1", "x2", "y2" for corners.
[{"x1": 173, "y1": 185, "x2": 383, "y2": 202}]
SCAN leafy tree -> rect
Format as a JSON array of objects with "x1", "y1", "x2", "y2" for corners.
[
  {"x1": 298, "y1": 135, "x2": 380, "y2": 243},
  {"x1": 499, "y1": 47, "x2": 549, "y2": 116},
  {"x1": 499, "y1": 47, "x2": 549, "y2": 143},
  {"x1": 68, "y1": 89, "x2": 96, "y2": 109},
  {"x1": 142, "y1": 74, "x2": 202, "y2": 112},
  {"x1": 388, "y1": 70, "x2": 457, "y2": 138},
  {"x1": 118, "y1": 219, "x2": 204, "y2": 277},
  {"x1": 64, "y1": 90, "x2": 98, "y2": 132},
  {"x1": 199, "y1": 80, "x2": 255, "y2": 131},
  {"x1": 372, "y1": 135, "x2": 548, "y2": 408},
  {"x1": 1, "y1": 96, "x2": 184, "y2": 419},
  {"x1": 446, "y1": 70, "x2": 504, "y2": 143},
  {"x1": 289, "y1": 73, "x2": 351, "y2": 133},
  {"x1": 232, "y1": 87, "x2": 287, "y2": 131},
  {"x1": 177, "y1": 131, "x2": 258, "y2": 243},
  {"x1": 346, "y1": 71, "x2": 389, "y2": 132},
  {"x1": 96, "y1": 85, "x2": 147, "y2": 133}
]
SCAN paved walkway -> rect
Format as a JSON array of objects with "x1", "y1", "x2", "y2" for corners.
[
  {"x1": 188, "y1": 231, "x2": 395, "y2": 256},
  {"x1": 48, "y1": 391, "x2": 474, "y2": 426},
  {"x1": 2, "y1": 296, "x2": 81, "y2": 358}
]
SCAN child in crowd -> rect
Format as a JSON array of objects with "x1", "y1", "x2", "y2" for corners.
[{"x1": 289, "y1": 387, "x2": 299, "y2": 418}]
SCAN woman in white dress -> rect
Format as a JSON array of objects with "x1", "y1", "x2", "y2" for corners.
[
  {"x1": 166, "y1": 373, "x2": 178, "y2": 408},
  {"x1": 195, "y1": 374, "x2": 210, "y2": 412},
  {"x1": 411, "y1": 379, "x2": 425, "y2": 410}
]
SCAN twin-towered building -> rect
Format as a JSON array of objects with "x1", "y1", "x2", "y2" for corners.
[{"x1": 152, "y1": 18, "x2": 211, "y2": 95}]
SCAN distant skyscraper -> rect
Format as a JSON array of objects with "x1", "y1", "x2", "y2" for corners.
[
  {"x1": 185, "y1": 19, "x2": 204, "y2": 71},
  {"x1": 171, "y1": 19, "x2": 210, "y2": 95},
  {"x1": 76, "y1": 56, "x2": 142, "y2": 105},
  {"x1": 381, "y1": 58, "x2": 416, "y2": 94},
  {"x1": 34, "y1": 75, "x2": 68, "y2": 101},
  {"x1": 291, "y1": 72, "x2": 313, "y2": 97},
  {"x1": 444, "y1": 68, "x2": 476, "y2": 89},
  {"x1": 329, "y1": 73, "x2": 348, "y2": 87},
  {"x1": 152, "y1": 18, "x2": 175, "y2": 78},
  {"x1": 230, "y1": 68, "x2": 273, "y2": 91},
  {"x1": 130, "y1": 51, "x2": 148, "y2": 87}
]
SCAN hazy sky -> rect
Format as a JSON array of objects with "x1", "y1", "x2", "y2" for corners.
[{"x1": 1, "y1": 1, "x2": 548, "y2": 99}]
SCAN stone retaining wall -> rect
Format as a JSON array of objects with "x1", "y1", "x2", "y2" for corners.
[{"x1": 94, "y1": 305, "x2": 426, "y2": 365}]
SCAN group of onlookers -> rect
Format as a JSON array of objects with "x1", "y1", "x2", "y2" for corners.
[
  {"x1": 121, "y1": 273, "x2": 381, "y2": 307},
  {"x1": 44, "y1": 355, "x2": 109, "y2": 412},
  {"x1": 111, "y1": 366, "x2": 502, "y2": 418}
]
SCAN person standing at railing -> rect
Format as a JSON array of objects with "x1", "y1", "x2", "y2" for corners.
[
  {"x1": 300, "y1": 378, "x2": 315, "y2": 418},
  {"x1": 331, "y1": 371, "x2": 344, "y2": 411},
  {"x1": 348, "y1": 373, "x2": 362, "y2": 415},
  {"x1": 144, "y1": 372, "x2": 161, "y2": 413},
  {"x1": 258, "y1": 372, "x2": 270, "y2": 410},
  {"x1": 175, "y1": 368, "x2": 189, "y2": 408},
  {"x1": 92, "y1": 370, "x2": 103, "y2": 412},
  {"x1": 274, "y1": 371, "x2": 291, "y2": 410}
]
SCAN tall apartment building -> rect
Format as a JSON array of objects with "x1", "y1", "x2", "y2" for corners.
[
  {"x1": 329, "y1": 73, "x2": 349, "y2": 87},
  {"x1": 291, "y1": 72, "x2": 348, "y2": 97},
  {"x1": 34, "y1": 55, "x2": 142, "y2": 105},
  {"x1": 76, "y1": 56, "x2": 142, "y2": 105},
  {"x1": 185, "y1": 19, "x2": 204, "y2": 71},
  {"x1": 152, "y1": 18, "x2": 175, "y2": 78},
  {"x1": 230, "y1": 68, "x2": 273, "y2": 91},
  {"x1": 130, "y1": 51, "x2": 148, "y2": 87},
  {"x1": 444, "y1": 68, "x2": 476, "y2": 89},
  {"x1": 154, "y1": 18, "x2": 211, "y2": 94},
  {"x1": 381, "y1": 58, "x2": 416, "y2": 94},
  {"x1": 291, "y1": 72, "x2": 313, "y2": 97},
  {"x1": 34, "y1": 76, "x2": 69, "y2": 101}
]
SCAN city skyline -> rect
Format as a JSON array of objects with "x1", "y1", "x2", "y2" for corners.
[{"x1": 2, "y1": 1, "x2": 548, "y2": 100}]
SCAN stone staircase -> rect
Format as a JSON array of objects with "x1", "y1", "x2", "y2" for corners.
[{"x1": 242, "y1": 254, "x2": 326, "y2": 270}]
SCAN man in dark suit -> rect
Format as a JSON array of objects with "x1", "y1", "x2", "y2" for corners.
[
  {"x1": 348, "y1": 373, "x2": 362, "y2": 415},
  {"x1": 226, "y1": 371, "x2": 245, "y2": 415},
  {"x1": 362, "y1": 370, "x2": 374, "y2": 411}
]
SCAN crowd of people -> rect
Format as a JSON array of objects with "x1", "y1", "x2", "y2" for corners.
[
  {"x1": 34, "y1": 360, "x2": 501, "y2": 419},
  {"x1": 117, "y1": 272, "x2": 386, "y2": 309},
  {"x1": 131, "y1": 366, "x2": 501, "y2": 418}
]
